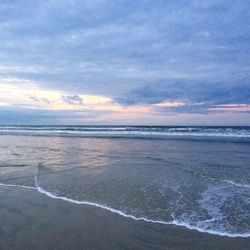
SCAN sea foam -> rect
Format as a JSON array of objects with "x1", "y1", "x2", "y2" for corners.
[
  {"x1": 34, "y1": 176, "x2": 250, "y2": 238},
  {"x1": 0, "y1": 172, "x2": 249, "y2": 238}
]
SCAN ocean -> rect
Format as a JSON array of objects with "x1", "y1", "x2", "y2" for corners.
[{"x1": 0, "y1": 126, "x2": 249, "y2": 240}]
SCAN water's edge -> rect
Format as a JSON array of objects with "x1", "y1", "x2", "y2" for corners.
[{"x1": 0, "y1": 174, "x2": 249, "y2": 239}]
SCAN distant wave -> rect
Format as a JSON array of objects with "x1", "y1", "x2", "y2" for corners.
[
  {"x1": 0, "y1": 126, "x2": 250, "y2": 139},
  {"x1": 0, "y1": 164, "x2": 27, "y2": 168}
]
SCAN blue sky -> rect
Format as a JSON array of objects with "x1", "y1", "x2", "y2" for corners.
[{"x1": 0, "y1": 0, "x2": 250, "y2": 125}]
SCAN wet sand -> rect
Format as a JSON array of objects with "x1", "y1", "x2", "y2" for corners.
[{"x1": 0, "y1": 186, "x2": 249, "y2": 250}]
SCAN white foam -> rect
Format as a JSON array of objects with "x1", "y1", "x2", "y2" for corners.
[
  {"x1": 1, "y1": 177, "x2": 249, "y2": 238},
  {"x1": 186, "y1": 170, "x2": 250, "y2": 189},
  {"x1": 223, "y1": 180, "x2": 250, "y2": 188},
  {"x1": 1, "y1": 126, "x2": 250, "y2": 138},
  {"x1": 0, "y1": 182, "x2": 37, "y2": 190},
  {"x1": 34, "y1": 176, "x2": 250, "y2": 238},
  {"x1": 170, "y1": 220, "x2": 250, "y2": 238}
]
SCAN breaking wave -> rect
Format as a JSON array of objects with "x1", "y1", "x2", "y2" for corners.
[{"x1": 0, "y1": 126, "x2": 250, "y2": 139}]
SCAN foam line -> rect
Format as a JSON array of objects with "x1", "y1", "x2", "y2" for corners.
[
  {"x1": 182, "y1": 168, "x2": 250, "y2": 189},
  {"x1": 170, "y1": 220, "x2": 250, "y2": 238},
  {"x1": 223, "y1": 180, "x2": 250, "y2": 188},
  {"x1": 34, "y1": 176, "x2": 250, "y2": 238},
  {"x1": 0, "y1": 182, "x2": 37, "y2": 190}
]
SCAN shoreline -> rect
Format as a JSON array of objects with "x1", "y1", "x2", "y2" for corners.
[
  {"x1": 2, "y1": 181, "x2": 249, "y2": 239},
  {"x1": 0, "y1": 185, "x2": 250, "y2": 250}
]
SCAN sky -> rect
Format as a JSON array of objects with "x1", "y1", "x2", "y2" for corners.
[{"x1": 0, "y1": 0, "x2": 250, "y2": 125}]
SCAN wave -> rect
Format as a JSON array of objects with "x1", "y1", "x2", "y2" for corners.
[
  {"x1": 0, "y1": 164, "x2": 27, "y2": 168},
  {"x1": 0, "y1": 170, "x2": 249, "y2": 238},
  {"x1": 146, "y1": 157, "x2": 250, "y2": 189},
  {"x1": 184, "y1": 170, "x2": 250, "y2": 189},
  {"x1": 36, "y1": 159, "x2": 250, "y2": 190},
  {"x1": 33, "y1": 176, "x2": 250, "y2": 238},
  {"x1": 186, "y1": 171, "x2": 250, "y2": 189},
  {"x1": 223, "y1": 180, "x2": 250, "y2": 188},
  {"x1": 0, "y1": 182, "x2": 37, "y2": 190},
  {"x1": 0, "y1": 126, "x2": 250, "y2": 139}
]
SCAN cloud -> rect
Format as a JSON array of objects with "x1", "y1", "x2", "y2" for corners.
[
  {"x1": 0, "y1": 1, "x2": 250, "y2": 124},
  {"x1": 116, "y1": 80, "x2": 250, "y2": 113},
  {"x1": 61, "y1": 95, "x2": 83, "y2": 105},
  {"x1": 29, "y1": 96, "x2": 51, "y2": 104},
  {"x1": 0, "y1": 0, "x2": 250, "y2": 97},
  {"x1": 0, "y1": 106, "x2": 112, "y2": 125}
]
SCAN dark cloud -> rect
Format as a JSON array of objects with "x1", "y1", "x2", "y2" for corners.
[
  {"x1": 61, "y1": 95, "x2": 83, "y2": 105},
  {"x1": 0, "y1": 0, "x2": 250, "y2": 97},
  {"x1": 154, "y1": 103, "x2": 213, "y2": 114},
  {"x1": 0, "y1": 0, "x2": 250, "y2": 123},
  {"x1": 156, "y1": 103, "x2": 250, "y2": 115},
  {"x1": 116, "y1": 80, "x2": 250, "y2": 113},
  {"x1": 0, "y1": 107, "x2": 111, "y2": 125},
  {"x1": 29, "y1": 96, "x2": 51, "y2": 104}
]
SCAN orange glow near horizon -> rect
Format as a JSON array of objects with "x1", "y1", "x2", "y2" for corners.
[
  {"x1": 1, "y1": 78, "x2": 249, "y2": 124},
  {"x1": 0, "y1": 78, "x2": 182, "y2": 114}
]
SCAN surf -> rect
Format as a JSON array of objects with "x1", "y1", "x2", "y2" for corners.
[{"x1": 0, "y1": 174, "x2": 249, "y2": 238}]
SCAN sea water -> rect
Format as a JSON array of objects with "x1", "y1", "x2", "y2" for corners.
[{"x1": 0, "y1": 126, "x2": 249, "y2": 237}]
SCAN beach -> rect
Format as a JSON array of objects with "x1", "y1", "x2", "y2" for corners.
[
  {"x1": 1, "y1": 0, "x2": 250, "y2": 248},
  {"x1": 1, "y1": 185, "x2": 250, "y2": 250},
  {"x1": 0, "y1": 126, "x2": 250, "y2": 249}
]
